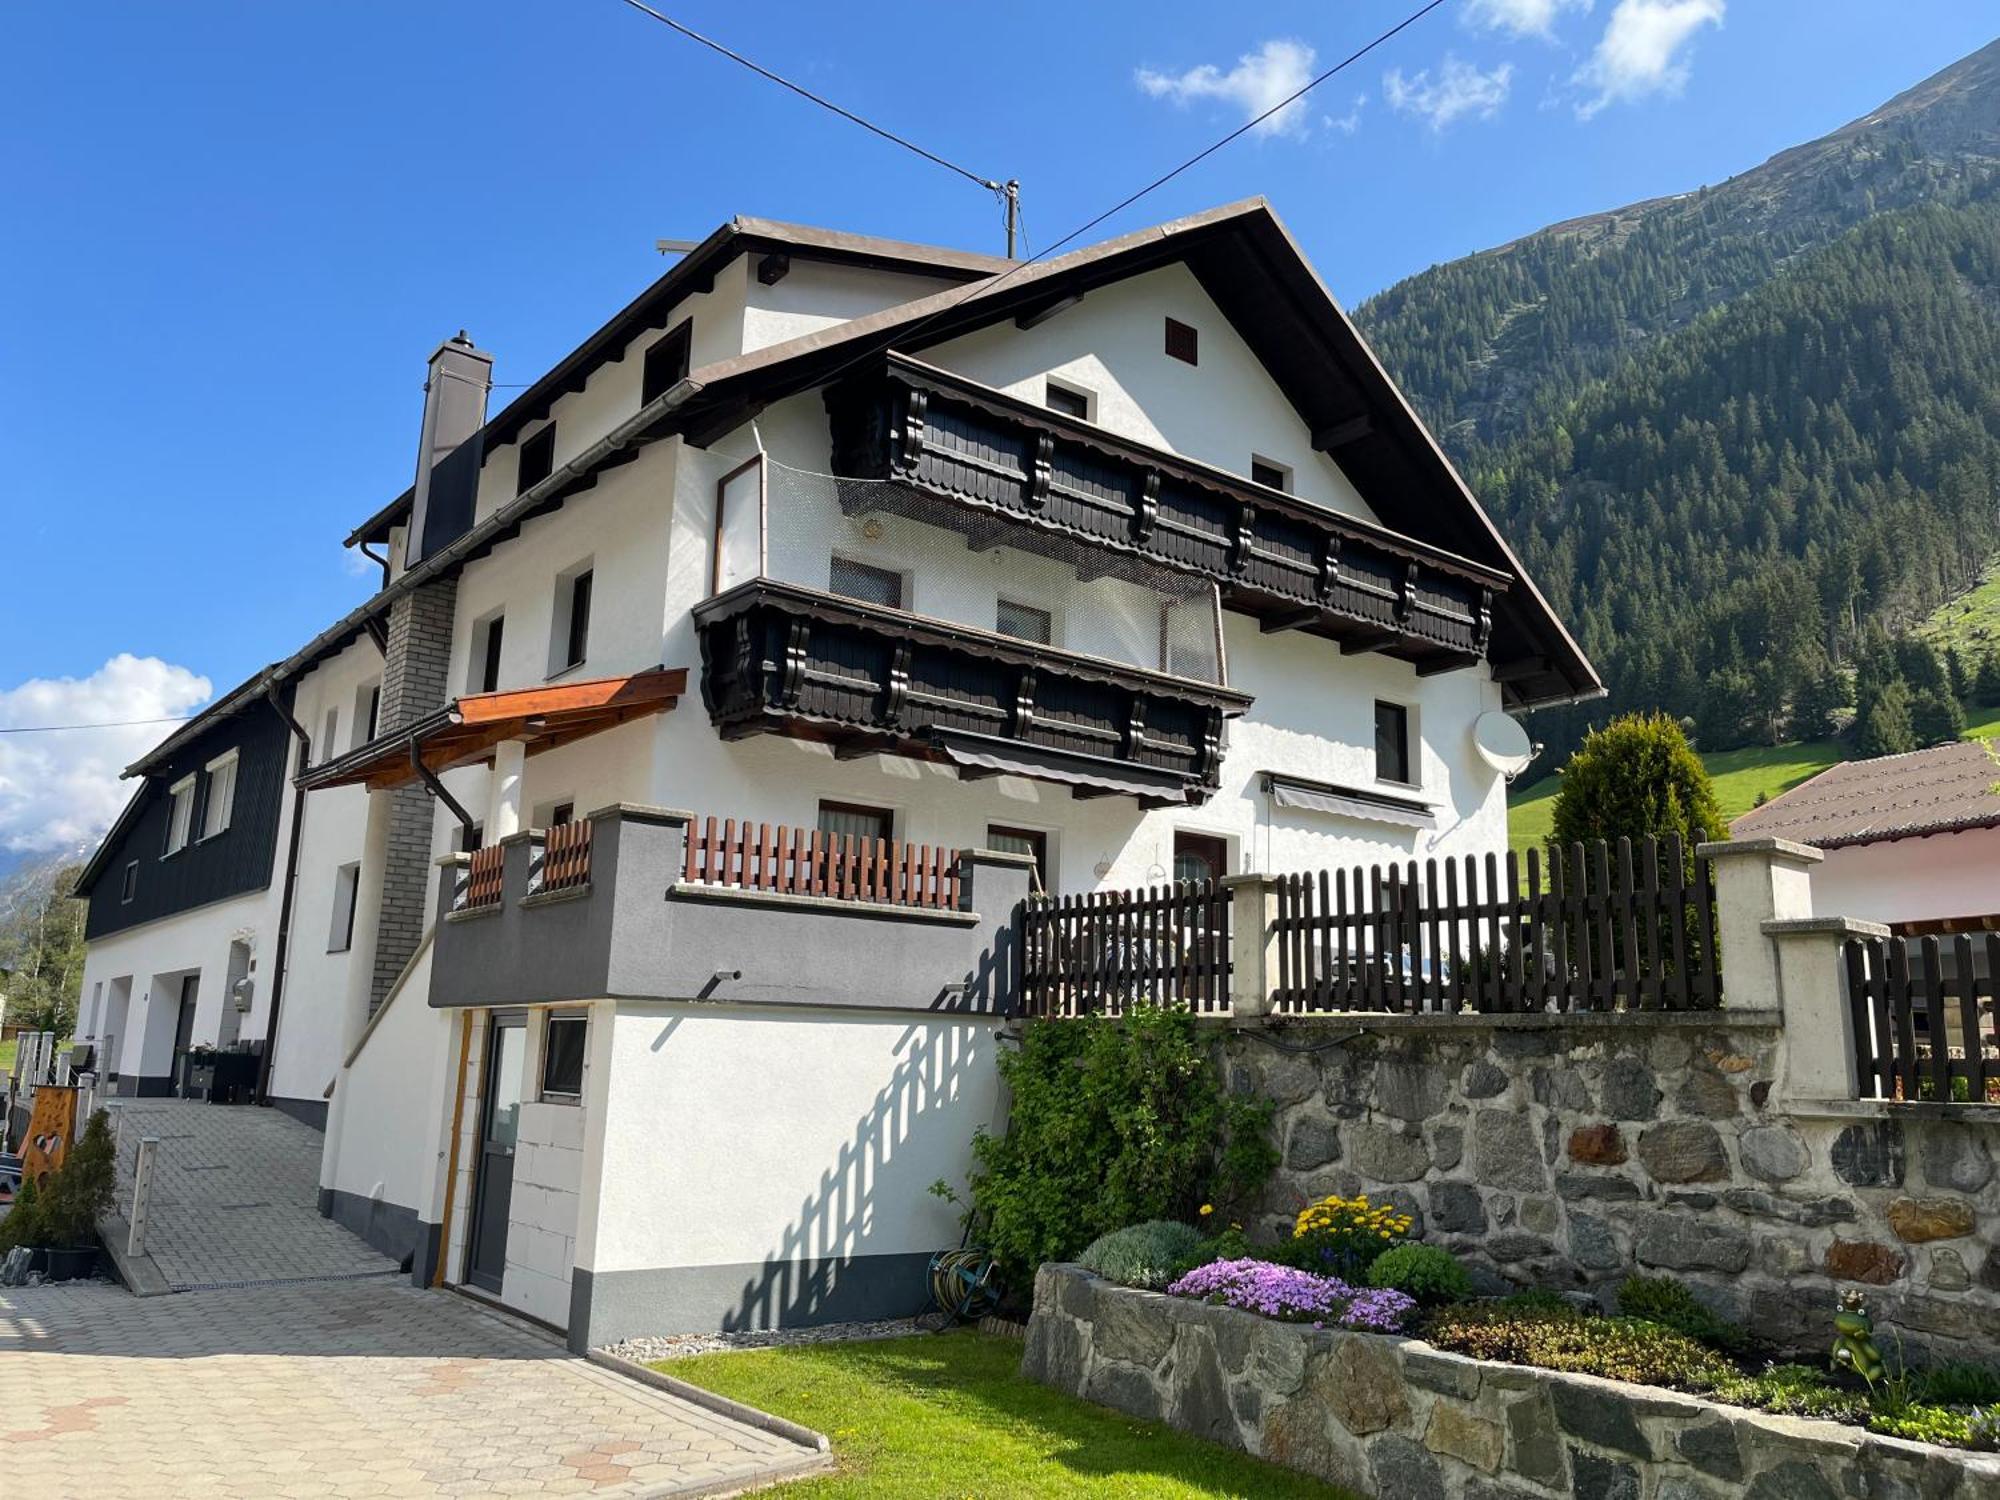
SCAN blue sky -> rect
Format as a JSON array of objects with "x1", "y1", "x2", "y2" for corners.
[{"x1": 1, "y1": 1, "x2": 1995, "y2": 849}]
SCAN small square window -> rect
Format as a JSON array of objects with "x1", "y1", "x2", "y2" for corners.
[
  {"x1": 541, "y1": 1012, "x2": 587, "y2": 1100},
  {"x1": 829, "y1": 556, "x2": 904, "y2": 610},
  {"x1": 517, "y1": 424, "x2": 556, "y2": 495},
  {"x1": 1165, "y1": 317, "x2": 1199, "y2": 366},
  {"x1": 121, "y1": 861, "x2": 139, "y2": 903},
  {"x1": 1250, "y1": 457, "x2": 1291, "y2": 492},
  {"x1": 1375, "y1": 701, "x2": 1413, "y2": 786},
  {"x1": 986, "y1": 825, "x2": 1048, "y2": 890},
  {"x1": 1045, "y1": 381, "x2": 1091, "y2": 420},
  {"x1": 549, "y1": 801, "x2": 575, "y2": 827},
  {"x1": 996, "y1": 599, "x2": 1053, "y2": 645},
  {"x1": 642, "y1": 322, "x2": 692, "y2": 407}
]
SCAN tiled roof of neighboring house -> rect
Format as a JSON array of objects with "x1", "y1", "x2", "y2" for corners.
[{"x1": 1730, "y1": 737, "x2": 2000, "y2": 849}]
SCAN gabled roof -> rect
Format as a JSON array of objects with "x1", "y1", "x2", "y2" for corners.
[
  {"x1": 347, "y1": 216, "x2": 1007, "y2": 548},
  {"x1": 1731, "y1": 738, "x2": 2000, "y2": 849}
]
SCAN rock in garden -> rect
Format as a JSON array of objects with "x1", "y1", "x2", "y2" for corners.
[
  {"x1": 1885, "y1": 1195, "x2": 1974, "y2": 1243},
  {"x1": 1824, "y1": 1239, "x2": 1905, "y2": 1285},
  {"x1": 1738, "y1": 1125, "x2": 1807, "y2": 1183},
  {"x1": 1637, "y1": 1120, "x2": 1728, "y2": 1183},
  {"x1": 1568, "y1": 1124, "x2": 1627, "y2": 1166}
]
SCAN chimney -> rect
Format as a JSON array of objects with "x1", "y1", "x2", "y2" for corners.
[{"x1": 404, "y1": 331, "x2": 492, "y2": 568}]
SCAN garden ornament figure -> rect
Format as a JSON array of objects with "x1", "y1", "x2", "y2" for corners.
[{"x1": 1830, "y1": 1290, "x2": 1885, "y2": 1385}]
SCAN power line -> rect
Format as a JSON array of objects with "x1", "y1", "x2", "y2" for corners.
[
  {"x1": 0, "y1": 715, "x2": 194, "y2": 735},
  {"x1": 610, "y1": 0, "x2": 1005, "y2": 194}
]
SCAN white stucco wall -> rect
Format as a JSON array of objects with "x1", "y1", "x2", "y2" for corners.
[
  {"x1": 1807, "y1": 829, "x2": 2000, "y2": 929},
  {"x1": 578, "y1": 1003, "x2": 1002, "y2": 1309}
]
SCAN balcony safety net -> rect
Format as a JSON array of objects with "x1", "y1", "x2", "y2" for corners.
[{"x1": 697, "y1": 448, "x2": 1228, "y2": 687}]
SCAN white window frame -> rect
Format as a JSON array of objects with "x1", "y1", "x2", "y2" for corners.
[
  {"x1": 199, "y1": 749, "x2": 239, "y2": 841},
  {"x1": 1249, "y1": 454, "x2": 1293, "y2": 493},
  {"x1": 548, "y1": 558, "x2": 595, "y2": 678},
  {"x1": 1044, "y1": 377, "x2": 1095, "y2": 422},
  {"x1": 164, "y1": 774, "x2": 197, "y2": 856},
  {"x1": 320, "y1": 706, "x2": 339, "y2": 767}
]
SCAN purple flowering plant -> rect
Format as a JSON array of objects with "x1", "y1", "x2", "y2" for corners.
[{"x1": 1167, "y1": 1257, "x2": 1417, "y2": 1333}]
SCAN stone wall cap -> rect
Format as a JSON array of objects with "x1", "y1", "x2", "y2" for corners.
[
  {"x1": 585, "y1": 802, "x2": 694, "y2": 826},
  {"x1": 1787, "y1": 1096, "x2": 2000, "y2": 1124},
  {"x1": 434, "y1": 852, "x2": 472, "y2": 869},
  {"x1": 1762, "y1": 915, "x2": 1891, "y2": 939},
  {"x1": 1696, "y1": 836, "x2": 1824, "y2": 865},
  {"x1": 666, "y1": 880, "x2": 980, "y2": 926},
  {"x1": 1218, "y1": 873, "x2": 1278, "y2": 892},
  {"x1": 1208, "y1": 1008, "x2": 1783, "y2": 1033},
  {"x1": 960, "y1": 847, "x2": 1039, "y2": 869}
]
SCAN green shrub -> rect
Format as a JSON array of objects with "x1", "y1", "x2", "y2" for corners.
[
  {"x1": 0, "y1": 1175, "x2": 48, "y2": 1255},
  {"x1": 1548, "y1": 712, "x2": 1725, "y2": 855},
  {"x1": 1616, "y1": 1275, "x2": 1748, "y2": 1353},
  {"x1": 1917, "y1": 1363, "x2": 2000, "y2": 1407},
  {"x1": 964, "y1": 1005, "x2": 1277, "y2": 1278},
  {"x1": 38, "y1": 1111, "x2": 117, "y2": 1246},
  {"x1": 1366, "y1": 1244, "x2": 1472, "y2": 1307},
  {"x1": 1713, "y1": 1364, "x2": 1869, "y2": 1424},
  {"x1": 1078, "y1": 1221, "x2": 1209, "y2": 1290},
  {"x1": 1869, "y1": 1404, "x2": 1981, "y2": 1449},
  {"x1": 1499, "y1": 1288, "x2": 1579, "y2": 1319},
  {"x1": 1426, "y1": 1304, "x2": 1735, "y2": 1391}
]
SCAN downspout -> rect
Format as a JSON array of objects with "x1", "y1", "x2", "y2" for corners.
[
  {"x1": 258, "y1": 684, "x2": 312, "y2": 1107},
  {"x1": 359, "y1": 541, "x2": 390, "y2": 591},
  {"x1": 409, "y1": 733, "x2": 479, "y2": 835}
]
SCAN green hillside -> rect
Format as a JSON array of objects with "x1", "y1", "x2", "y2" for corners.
[
  {"x1": 1921, "y1": 555, "x2": 2000, "y2": 658},
  {"x1": 1507, "y1": 712, "x2": 2000, "y2": 856}
]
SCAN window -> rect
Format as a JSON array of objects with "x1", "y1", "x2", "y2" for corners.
[
  {"x1": 817, "y1": 800, "x2": 892, "y2": 844},
  {"x1": 1375, "y1": 700, "x2": 1413, "y2": 786},
  {"x1": 541, "y1": 1012, "x2": 587, "y2": 1101},
  {"x1": 328, "y1": 863, "x2": 361, "y2": 953},
  {"x1": 459, "y1": 822, "x2": 485, "y2": 854},
  {"x1": 549, "y1": 801, "x2": 575, "y2": 827},
  {"x1": 200, "y1": 751, "x2": 238, "y2": 840},
  {"x1": 1173, "y1": 831, "x2": 1228, "y2": 885},
  {"x1": 829, "y1": 555, "x2": 904, "y2": 609},
  {"x1": 352, "y1": 682, "x2": 381, "y2": 748},
  {"x1": 987, "y1": 825, "x2": 1048, "y2": 891},
  {"x1": 642, "y1": 321, "x2": 693, "y2": 406},
  {"x1": 320, "y1": 707, "x2": 339, "y2": 767},
  {"x1": 121, "y1": 861, "x2": 139, "y2": 903},
  {"x1": 474, "y1": 612, "x2": 505, "y2": 694},
  {"x1": 1250, "y1": 457, "x2": 1291, "y2": 492},
  {"x1": 996, "y1": 599, "x2": 1053, "y2": 645},
  {"x1": 1045, "y1": 380, "x2": 1091, "y2": 420},
  {"x1": 517, "y1": 423, "x2": 555, "y2": 495},
  {"x1": 1164, "y1": 317, "x2": 1199, "y2": 366},
  {"x1": 164, "y1": 775, "x2": 196, "y2": 855},
  {"x1": 551, "y1": 564, "x2": 593, "y2": 674}
]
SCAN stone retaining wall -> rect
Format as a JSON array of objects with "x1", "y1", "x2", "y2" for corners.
[
  {"x1": 1218, "y1": 1014, "x2": 2000, "y2": 1358},
  {"x1": 1025, "y1": 1265, "x2": 2000, "y2": 1499}
]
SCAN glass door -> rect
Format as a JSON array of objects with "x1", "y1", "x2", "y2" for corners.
[{"x1": 465, "y1": 1014, "x2": 528, "y2": 1294}]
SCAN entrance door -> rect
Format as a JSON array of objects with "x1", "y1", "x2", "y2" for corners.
[
  {"x1": 173, "y1": 974, "x2": 200, "y2": 1054},
  {"x1": 1173, "y1": 832, "x2": 1228, "y2": 885},
  {"x1": 466, "y1": 1015, "x2": 528, "y2": 1294}
]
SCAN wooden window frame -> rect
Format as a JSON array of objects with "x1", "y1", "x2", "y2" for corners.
[
  {"x1": 1172, "y1": 830, "x2": 1229, "y2": 885},
  {"x1": 642, "y1": 321, "x2": 693, "y2": 407},
  {"x1": 986, "y1": 824, "x2": 1049, "y2": 891},
  {"x1": 1164, "y1": 317, "x2": 1199, "y2": 366}
]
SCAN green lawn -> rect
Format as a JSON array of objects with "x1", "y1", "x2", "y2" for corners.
[
  {"x1": 0, "y1": 1037, "x2": 13, "y2": 1077},
  {"x1": 659, "y1": 1330, "x2": 1356, "y2": 1499},
  {"x1": 1921, "y1": 555, "x2": 2000, "y2": 657}
]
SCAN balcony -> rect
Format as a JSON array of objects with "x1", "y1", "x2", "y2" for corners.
[
  {"x1": 823, "y1": 355, "x2": 1510, "y2": 670},
  {"x1": 430, "y1": 805, "x2": 1034, "y2": 1013},
  {"x1": 692, "y1": 578, "x2": 1253, "y2": 807}
]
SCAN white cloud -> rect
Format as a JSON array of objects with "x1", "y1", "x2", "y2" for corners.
[
  {"x1": 0, "y1": 655, "x2": 213, "y2": 855},
  {"x1": 1463, "y1": 0, "x2": 1592, "y2": 39},
  {"x1": 1573, "y1": 0, "x2": 1724, "y2": 119},
  {"x1": 1383, "y1": 56, "x2": 1514, "y2": 132},
  {"x1": 1137, "y1": 39, "x2": 1319, "y2": 140},
  {"x1": 1325, "y1": 94, "x2": 1367, "y2": 136}
]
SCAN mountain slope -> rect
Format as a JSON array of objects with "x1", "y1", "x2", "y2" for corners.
[{"x1": 1354, "y1": 39, "x2": 2000, "y2": 756}]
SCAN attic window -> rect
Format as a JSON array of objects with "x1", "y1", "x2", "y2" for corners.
[
  {"x1": 1164, "y1": 318, "x2": 1199, "y2": 366},
  {"x1": 517, "y1": 424, "x2": 555, "y2": 495},
  {"x1": 643, "y1": 322, "x2": 693, "y2": 406},
  {"x1": 121, "y1": 861, "x2": 139, "y2": 903},
  {"x1": 1250, "y1": 457, "x2": 1291, "y2": 492},
  {"x1": 1045, "y1": 381, "x2": 1091, "y2": 421}
]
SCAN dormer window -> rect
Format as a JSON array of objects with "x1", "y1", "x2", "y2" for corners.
[
  {"x1": 643, "y1": 322, "x2": 693, "y2": 406},
  {"x1": 164, "y1": 775, "x2": 196, "y2": 856},
  {"x1": 517, "y1": 424, "x2": 555, "y2": 495}
]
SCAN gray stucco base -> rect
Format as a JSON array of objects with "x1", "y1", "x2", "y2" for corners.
[
  {"x1": 412, "y1": 1220, "x2": 443, "y2": 1287},
  {"x1": 268, "y1": 1094, "x2": 329, "y2": 1131},
  {"x1": 113, "y1": 1074, "x2": 174, "y2": 1099},
  {"x1": 567, "y1": 1251, "x2": 934, "y2": 1353},
  {"x1": 317, "y1": 1185, "x2": 423, "y2": 1269}
]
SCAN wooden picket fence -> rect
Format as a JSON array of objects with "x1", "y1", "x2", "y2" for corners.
[
  {"x1": 681, "y1": 815, "x2": 961, "y2": 910},
  {"x1": 537, "y1": 819, "x2": 593, "y2": 893},
  {"x1": 1017, "y1": 880, "x2": 1230, "y2": 1018},
  {"x1": 1272, "y1": 836, "x2": 1720, "y2": 1014},
  {"x1": 1844, "y1": 932, "x2": 2000, "y2": 1104}
]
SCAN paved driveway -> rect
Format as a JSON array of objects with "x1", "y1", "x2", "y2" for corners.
[{"x1": 0, "y1": 1277, "x2": 824, "y2": 1499}]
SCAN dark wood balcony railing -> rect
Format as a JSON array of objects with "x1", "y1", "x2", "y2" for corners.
[
  {"x1": 692, "y1": 578, "x2": 1252, "y2": 807},
  {"x1": 825, "y1": 355, "x2": 1510, "y2": 670}
]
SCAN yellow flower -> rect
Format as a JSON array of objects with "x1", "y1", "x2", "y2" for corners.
[{"x1": 1199, "y1": 1204, "x2": 1213, "y2": 1218}]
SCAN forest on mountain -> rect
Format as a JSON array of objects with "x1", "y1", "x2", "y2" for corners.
[{"x1": 1355, "y1": 41, "x2": 2000, "y2": 759}]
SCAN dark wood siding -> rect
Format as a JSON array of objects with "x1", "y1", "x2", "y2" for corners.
[{"x1": 83, "y1": 698, "x2": 293, "y2": 940}]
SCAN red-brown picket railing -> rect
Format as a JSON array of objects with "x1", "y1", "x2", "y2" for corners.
[
  {"x1": 1017, "y1": 881, "x2": 1231, "y2": 1018},
  {"x1": 537, "y1": 819, "x2": 593, "y2": 893},
  {"x1": 1272, "y1": 837, "x2": 1720, "y2": 1014},
  {"x1": 1844, "y1": 932, "x2": 2000, "y2": 1104},
  {"x1": 681, "y1": 815, "x2": 961, "y2": 910},
  {"x1": 461, "y1": 844, "x2": 505, "y2": 911}
]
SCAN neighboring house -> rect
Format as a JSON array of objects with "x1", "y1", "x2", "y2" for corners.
[
  {"x1": 76, "y1": 201, "x2": 1596, "y2": 1345},
  {"x1": 1731, "y1": 737, "x2": 2000, "y2": 934}
]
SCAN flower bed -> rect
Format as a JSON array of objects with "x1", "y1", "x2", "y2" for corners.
[
  {"x1": 1167, "y1": 1258, "x2": 1415, "y2": 1332},
  {"x1": 1025, "y1": 1265, "x2": 2000, "y2": 1499}
]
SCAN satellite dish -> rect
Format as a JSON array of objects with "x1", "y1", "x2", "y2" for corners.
[{"x1": 1472, "y1": 711, "x2": 1536, "y2": 779}]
